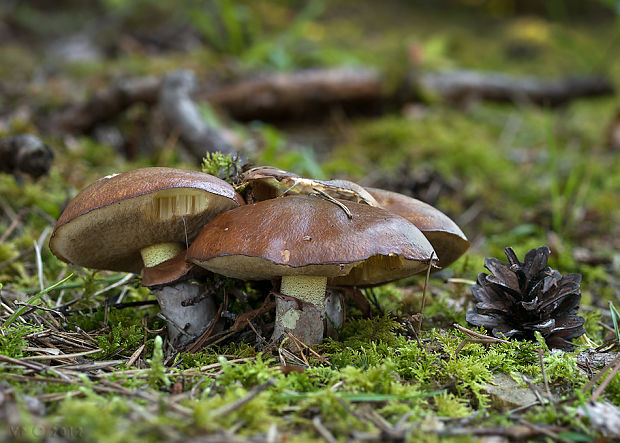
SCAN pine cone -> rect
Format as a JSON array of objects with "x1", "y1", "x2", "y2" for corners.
[{"x1": 466, "y1": 246, "x2": 585, "y2": 350}]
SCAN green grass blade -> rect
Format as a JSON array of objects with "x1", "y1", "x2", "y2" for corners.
[
  {"x1": 609, "y1": 301, "x2": 620, "y2": 343},
  {"x1": 2, "y1": 273, "x2": 74, "y2": 329},
  {"x1": 22, "y1": 275, "x2": 125, "y2": 294},
  {"x1": 279, "y1": 389, "x2": 445, "y2": 403}
]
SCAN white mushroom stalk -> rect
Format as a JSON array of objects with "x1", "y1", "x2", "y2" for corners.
[
  {"x1": 141, "y1": 244, "x2": 218, "y2": 348},
  {"x1": 272, "y1": 275, "x2": 328, "y2": 346}
]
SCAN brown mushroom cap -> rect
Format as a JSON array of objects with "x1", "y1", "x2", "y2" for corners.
[
  {"x1": 187, "y1": 195, "x2": 436, "y2": 286},
  {"x1": 50, "y1": 167, "x2": 244, "y2": 273},
  {"x1": 365, "y1": 187, "x2": 470, "y2": 269}
]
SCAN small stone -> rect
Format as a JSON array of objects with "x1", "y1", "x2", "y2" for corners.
[
  {"x1": 482, "y1": 373, "x2": 547, "y2": 411},
  {"x1": 577, "y1": 401, "x2": 620, "y2": 438}
]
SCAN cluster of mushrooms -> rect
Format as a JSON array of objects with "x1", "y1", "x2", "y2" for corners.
[{"x1": 49, "y1": 166, "x2": 470, "y2": 349}]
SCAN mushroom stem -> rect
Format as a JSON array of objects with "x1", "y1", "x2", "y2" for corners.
[
  {"x1": 324, "y1": 290, "x2": 345, "y2": 338},
  {"x1": 142, "y1": 245, "x2": 215, "y2": 348},
  {"x1": 152, "y1": 281, "x2": 218, "y2": 348},
  {"x1": 141, "y1": 242, "x2": 184, "y2": 268},
  {"x1": 272, "y1": 275, "x2": 327, "y2": 348}
]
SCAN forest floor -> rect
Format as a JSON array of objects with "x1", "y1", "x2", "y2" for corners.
[{"x1": 0, "y1": 1, "x2": 619, "y2": 441}]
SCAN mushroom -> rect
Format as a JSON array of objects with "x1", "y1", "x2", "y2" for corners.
[
  {"x1": 186, "y1": 195, "x2": 436, "y2": 347},
  {"x1": 365, "y1": 187, "x2": 470, "y2": 269},
  {"x1": 49, "y1": 167, "x2": 244, "y2": 347},
  {"x1": 240, "y1": 166, "x2": 468, "y2": 332},
  {"x1": 241, "y1": 166, "x2": 380, "y2": 334}
]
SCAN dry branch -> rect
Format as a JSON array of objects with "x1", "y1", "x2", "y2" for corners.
[
  {"x1": 204, "y1": 68, "x2": 614, "y2": 120},
  {"x1": 417, "y1": 70, "x2": 614, "y2": 107},
  {"x1": 205, "y1": 67, "x2": 384, "y2": 121},
  {"x1": 54, "y1": 76, "x2": 160, "y2": 133},
  {"x1": 159, "y1": 70, "x2": 236, "y2": 157},
  {"x1": 52, "y1": 71, "x2": 237, "y2": 159},
  {"x1": 51, "y1": 67, "x2": 614, "y2": 141}
]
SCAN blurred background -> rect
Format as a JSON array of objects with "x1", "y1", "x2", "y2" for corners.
[{"x1": 0, "y1": 0, "x2": 619, "y2": 310}]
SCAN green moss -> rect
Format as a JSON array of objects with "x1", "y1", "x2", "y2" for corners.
[
  {"x1": 289, "y1": 389, "x2": 376, "y2": 437},
  {"x1": 147, "y1": 336, "x2": 170, "y2": 389},
  {"x1": 0, "y1": 242, "x2": 19, "y2": 264},
  {"x1": 275, "y1": 367, "x2": 326, "y2": 393},
  {"x1": 434, "y1": 392, "x2": 472, "y2": 418},
  {"x1": 192, "y1": 387, "x2": 277, "y2": 435},
  {"x1": 215, "y1": 354, "x2": 281, "y2": 389},
  {"x1": 522, "y1": 403, "x2": 589, "y2": 436},
  {"x1": 392, "y1": 342, "x2": 440, "y2": 383},
  {"x1": 93, "y1": 310, "x2": 150, "y2": 359},
  {"x1": 175, "y1": 342, "x2": 257, "y2": 369},
  {"x1": 339, "y1": 360, "x2": 402, "y2": 395},
  {"x1": 330, "y1": 111, "x2": 522, "y2": 201},
  {"x1": 0, "y1": 325, "x2": 41, "y2": 358},
  {"x1": 253, "y1": 124, "x2": 327, "y2": 179},
  {"x1": 0, "y1": 45, "x2": 37, "y2": 82},
  {"x1": 57, "y1": 397, "x2": 144, "y2": 443},
  {"x1": 604, "y1": 371, "x2": 620, "y2": 405},
  {"x1": 201, "y1": 152, "x2": 242, "y2": 182},
  {"x1": 336, "y1": 315, "x2": 406, "y2": 348},
  {"x1": 442, "y1": 354, "x2": 492, "y2": 407},
  {"x1": 534, "y1": 332, "x2": 587, "y2": 387}
]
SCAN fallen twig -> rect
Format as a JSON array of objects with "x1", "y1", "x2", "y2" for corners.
[
  {"x1": 418, "y1": 70, "x2": 614, "y2": 107},
  {"x1": 0, "y1": 209, "x2": 25, "y2": 243},
  {"x1": 19, "y1": 348, "x2": 102, "y2": 361},
  {"x1": 126, "y1": 344, "x2": 145, "y2": 367},
  {"x1": 205, "y1": 67, "x2": 384, "y2": 121},
  {"x1": 205, "y1": 68, "x2": 614, "y2": 120},
  {"x1": 591, "y1": 355, "x2": 620, "y2": 402},
  {"x1": 453, "y1": 323, "x2": 510, "y2": 355},
  {"x1": 286, "y1": 331, "x2": 328, "y2": 364},
  {"x1": 538, "y1": 347, "x2": 552, "y2": 399},
  {"x1": 312, "y1": 416, "x2": 338, "y2": 443},
  {"x1": 0, "y1": 354, "x2": 71, "y2": 380},
  {"x1": 581, "y1": 354, "x2": 620, "y2": 397},
  {"x1": 230, "y1": 295, "x2": 275, "y2": 332}
]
